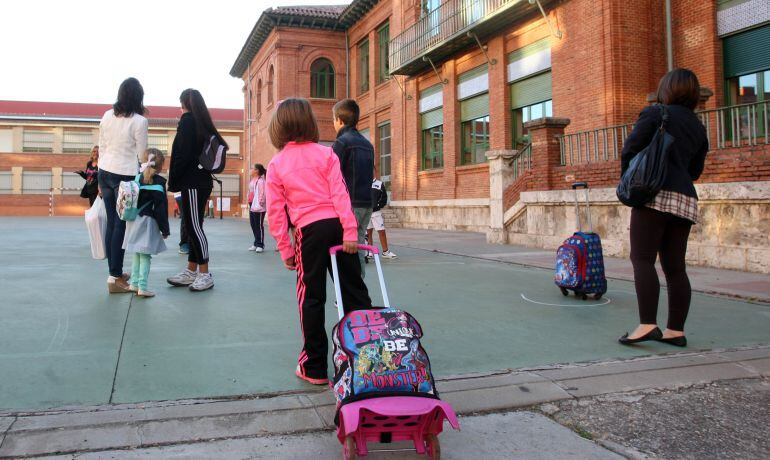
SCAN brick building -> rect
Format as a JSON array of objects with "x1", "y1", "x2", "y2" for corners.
[
  {"x1": 0, "y1": 101, "x2": 245, "y2": 216},
  {"x1": 231, "y1": 0, "x2": 770, "y2": 273}
]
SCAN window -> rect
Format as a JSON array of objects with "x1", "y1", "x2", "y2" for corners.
[
  {"x1": 256, "y1": 79, "x2": 262, "y2": 115},
  {"x1": 378, "y1": 122, "x2": 391, "y2": 182},
  {"x1": 148, "y1": 133, "x2": 169, "y2": 153},
  {"x1": 63, "y1": 131, "x2": 93, "y2": 153},
  {"x1": 461, "y1": 116, "x2": 490, "y2": 165},
  {"x1": 422, "y1": 0, "x2": 441, "y2": 42},
  {"x1": 377, "y1": 23, "x2": 390, "y2": 84},
  {"x1": 422, "y1": 125, "x2": 444, "y2": 170},
  {"x1": 268, "y1": 66, "x2": 274, "y2": 105},
  {"x1": 359, "y1": 128, "x2": 371, "y2": 142},
  {"x1": 726, "y1": 70, "x2": 769, "y2": 138},
  {"x1": 310, "y1": 58, "x2": 335, "y2": 99},
  {"x1": 359, "y1": 39, "x2": 370, "y2": 94},
  {"x1": 458, "y1": 87, "x2": 489, "y2": 165},
  {"x1": 223, "y1": 135, "x2": 240, "y2": 156},
  {"x1": 510, "y1": 71, "x2": 553, "y2": 148},
  {"x1": 22, "y1": 130, "x2": 54, "y2": 153}
]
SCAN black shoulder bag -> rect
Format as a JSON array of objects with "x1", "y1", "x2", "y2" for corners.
[{"x1": 616, "y1": 105, "x2": 675, "y2": 207}]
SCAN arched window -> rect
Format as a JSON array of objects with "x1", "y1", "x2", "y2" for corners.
[
  {"x1": 267, "y1": 65, "x2": 274, "y2": 105},
  {"x1": 256, "y1": 79, "x2": 262, "y2": 114},
  {"x1": 310, "y1": 58, "x2": 335, "y2": 99}
]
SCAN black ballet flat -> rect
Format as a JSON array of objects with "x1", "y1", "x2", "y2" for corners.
[
  {"x1": 656, "y1": 336, "x2": 687, "y2": 347},
  {"x1": 618, "y1": 327, "x2": 663, "y2": 345}
]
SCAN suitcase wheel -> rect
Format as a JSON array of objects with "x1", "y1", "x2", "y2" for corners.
[
  {"x1": 594, "y1": 293, "x2": 603, "y2": 300},
  {"x1": 560, "y1": 287, "x2": 569, "y2": 296},
  {"x1": 579, "y1": 292, "x2": 588, "y2": 300}
]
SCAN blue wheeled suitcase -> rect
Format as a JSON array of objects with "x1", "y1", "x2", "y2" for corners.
[{"x1": 554, "y1": 182, "x2": 608, "y2": 300}]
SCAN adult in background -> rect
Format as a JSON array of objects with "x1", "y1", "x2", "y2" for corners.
[
  {"x1": 618, "y1": 69, "x2": 708, "y2": 347},
  {"x1": 331, "y1": 99, "x2": 374, "y2": 273},
  {"x1": 166, "y1": 88, "x2": 228, "y2": 292},
  {"x1": 76, "y1": 145, "x2": 100, "y2": 206},
  {"x1": 98, "y1": 77, "x2": 148, "y2": 293}
]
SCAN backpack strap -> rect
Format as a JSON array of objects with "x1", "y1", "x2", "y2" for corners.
[
  {"x1": 659, "y1": 104, "x2": 669, "y2": 132},
  {"x1": 134, "y1": 174, "x2": 165, "y2": 193}
]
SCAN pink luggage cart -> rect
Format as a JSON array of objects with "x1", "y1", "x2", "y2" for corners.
[{"x1": 330, "y1": 245, "x2": 460, "y2": 459}]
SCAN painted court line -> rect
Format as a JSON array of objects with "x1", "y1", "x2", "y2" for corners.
[{"x1": 520, "y1": 292, "x2": 612, "y2": 307}]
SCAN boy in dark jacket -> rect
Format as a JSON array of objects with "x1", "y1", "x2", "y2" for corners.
[{"x1": 332, "y1": 99, "x2": 374, "y2": 271}]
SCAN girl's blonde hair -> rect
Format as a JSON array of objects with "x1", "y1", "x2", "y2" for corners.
[{"x1": 140, "y1": 148, "x2": 165, "y2": 184}]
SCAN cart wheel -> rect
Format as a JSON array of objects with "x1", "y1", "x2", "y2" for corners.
[
  {"x1": 581, "y1": 293, "x2": 588, "y2": 300},
  {"x1": 343, "y1": 436, "x2": 356, "y2": 460},
  {"x1": 426, "y1": 434, "x2": 441, "y2": 460},
  {"x1": 594, "y1": 293, "x2": 603, "y2": 300},
  {"x1": 560, "y1": 287, "x2": 569, "y2": 296}
]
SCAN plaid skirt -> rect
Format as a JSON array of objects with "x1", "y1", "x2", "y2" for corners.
[{"x1": 645, "y1": 190, "x2": 698, "y2": 224}]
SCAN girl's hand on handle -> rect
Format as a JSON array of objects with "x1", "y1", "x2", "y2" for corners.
[
  {"x1": 283, "y1": 256, "x2": 297, "y2": 271},
  {"x1": 342, "y1": 241, "x2": 358, "y2": 254}
]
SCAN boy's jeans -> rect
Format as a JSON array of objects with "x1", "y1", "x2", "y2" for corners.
[
  {"x1": 353, "y1": 207, "x2": 372, "y2": 277},
  {"x1": 131, "y1": 253, "x2": 152, "y2": 290}
]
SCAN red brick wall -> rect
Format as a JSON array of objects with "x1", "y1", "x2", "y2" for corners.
[{"x1": 672, "y1": 0, "x2": 723, "y2": 107}]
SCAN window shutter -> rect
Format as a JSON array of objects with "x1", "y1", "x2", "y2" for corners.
[
  {"x1": 460, "y1": 93, "x2": 490, "y2": 122},
  {"x1": 421, "y1": 108, "x2": 443, "y2": 129},
  {"x1": 510, "y1": 71, "x2": 552, "y2": 108},
  {"x1": 723, "y1": 25, "x2": 770, "y2": 78}
]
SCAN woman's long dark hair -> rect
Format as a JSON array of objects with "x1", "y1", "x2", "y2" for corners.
[
  {"x1": 180, "y1": 88, "x2": 228, "y2": 149},
  {"x1": 113, "y1": 78, "x2": 146, "y2": 117}
]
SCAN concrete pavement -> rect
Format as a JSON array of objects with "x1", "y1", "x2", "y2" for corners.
[
  {"x1": 1, "y1": 346, "x2": 768, "y2": 458},
  {"x1": 0, "y1": 217, "x2": 768, "y2": 412}
]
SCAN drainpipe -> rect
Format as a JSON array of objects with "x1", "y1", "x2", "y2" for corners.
[
  {"x1": 246, "y1": 61, "x2": 252, "y2": 208},
  {"x1": 345, "y1": 29, "x2": 350, "y2": 98},
  {"x1": 665, "y1": 0, "x2": 673, "y2": 71}
]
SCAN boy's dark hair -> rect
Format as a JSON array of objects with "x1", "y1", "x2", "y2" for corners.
[
  {"x1": 113, "y1": 77, "x2": 145, "y2": 117},
  {"x1": 333, "y1": 98, "x2": 360, "y2": 128},
  {"x1": 656, "y1": 68, "x2": 700, "y2": 110},
  {"x1": 180, "y1": 88, "x2": 229, "y2": 149},
  {"x1": 268, "y1": 98, "x2": 320, "y2": 150}
]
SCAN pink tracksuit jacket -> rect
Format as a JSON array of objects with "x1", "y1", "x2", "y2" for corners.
[{"x1": 266, "y1": 141, "x2": 358, "y2": 260}]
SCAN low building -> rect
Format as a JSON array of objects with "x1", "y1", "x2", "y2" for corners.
[
  {"x1": 0, "y1": 101, "x2": 245, "y2": 217},
  {"x1": 231, "y1": 0, "x2": 770, "y2": 273}
]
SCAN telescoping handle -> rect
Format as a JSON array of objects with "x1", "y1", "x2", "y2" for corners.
[
  {"x1": 329, "y1": 245, "x2": 391, "y2": 320},
  {"x1": 571, "y1": 181, "x2": 592, "y2": 233}
]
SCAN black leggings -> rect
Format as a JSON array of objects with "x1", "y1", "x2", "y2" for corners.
[{"x1": 630, "y1": 207, "x2": 693, "y2": 331}]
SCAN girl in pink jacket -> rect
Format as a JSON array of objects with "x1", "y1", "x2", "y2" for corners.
[{"x1": 266, "y1": 98, "x2": 372, "y2": 385}]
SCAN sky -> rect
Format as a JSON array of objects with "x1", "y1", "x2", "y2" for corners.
[{"x1": 0, "y1": 0, "x2": 347, "y2": 109}]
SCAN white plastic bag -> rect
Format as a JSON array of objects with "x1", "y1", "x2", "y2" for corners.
[{"x1": 85, "y1": 197, "x2": 107, "y2": 259}]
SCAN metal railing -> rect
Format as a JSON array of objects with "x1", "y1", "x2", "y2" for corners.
[
  {"x1": 507, "y1": 142, "x2": 532, "y2": 181},
  {"x1": 558, "y1": 101, "x2": 770, "y2": 166},
  {"x1": 389, "y1": 0, "x2": 518, "y2": 72}
]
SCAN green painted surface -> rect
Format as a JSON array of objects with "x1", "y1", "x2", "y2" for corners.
[{"x1": 1, "y1": 217, "x2": 769, "y2": 411}]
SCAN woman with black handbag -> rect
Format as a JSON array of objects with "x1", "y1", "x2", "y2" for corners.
[
  {"x1": 618, "y1": 69, "x2": 708, "y2": 347},
  {"x1": 77, "y1": 145, "x2": 100, "y2": 206}
]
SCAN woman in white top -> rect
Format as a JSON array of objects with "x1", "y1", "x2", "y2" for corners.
[{"x1": 98, "y1": 77, "x2": 149, "y2": 293}]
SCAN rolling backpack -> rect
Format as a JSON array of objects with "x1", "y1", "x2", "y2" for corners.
[
  {"x1": 198, "y1": 134, "x2": 227, "y2": 174},
  {"x1": 554, "y1": 182, "x2": 607, "y2": 300},
  {"x1": 116, "y1": 175, "x2": 165, "y2": 222}
]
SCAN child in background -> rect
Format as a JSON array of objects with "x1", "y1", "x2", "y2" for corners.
[
  {"x1": 366, "y1": 174, "x2": 398, "y2": 260},
  {"x1": 123, "y1": 148, "x2": 170, "y2": 297},
  {"x1": 266, "y1": 98, "x2": 372, "y2": 385},
  {"x1": 248, "y1": 164, "x2": 267, "y2": 252}
]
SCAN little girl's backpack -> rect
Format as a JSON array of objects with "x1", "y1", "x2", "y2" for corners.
[{"x1": 117, "y1": 175, "x2": 164, "y2": 221}]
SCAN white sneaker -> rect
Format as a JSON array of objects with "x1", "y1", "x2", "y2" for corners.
[
  {"x1": 137, "y1": 289, "x2": 155, "y2": 298},
  {"x1": 248, "y1": 245, "x2": 257, "y2": 251},
  {"x1": 189, "y1": 272, "x2": 214, "y2": 291},
  {"x1": 167, "y1": 269, "x2": 197, "y2": 287},
  {"x1": 381, "y1": 250, "x2": 398, "y2": 259},
  {"x1": 255, "y1": 247, "x2": 264, "y2": 253}
]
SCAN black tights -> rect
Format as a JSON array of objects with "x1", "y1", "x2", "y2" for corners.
[{"x1": 630, "y1": 207, "x2": 693, "y2": 331}]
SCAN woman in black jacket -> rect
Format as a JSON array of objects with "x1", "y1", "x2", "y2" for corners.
[
  {"x1": 618, "y1": 69, "x2": 708, "y2": 348},
  {"x1": 77, "y1": 145, "x2": 100, "y2": 206},
  {"x1": 166, "y1": 89, "x2": 228, "y2": 292}
]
